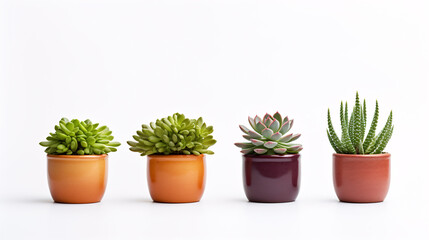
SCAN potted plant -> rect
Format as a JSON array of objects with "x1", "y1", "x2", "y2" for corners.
[
  {"x1": 127, "y1": 113, "x2": 216, "y2": 203},
  {"x1": 235, "y1": 112, "x2": 303, "y2": 203},
  {"x1": 39, "y1": 118, "x2": 121, "y2": 204},
  {"x1": 327, "y1": 92, "x2": 393, "y2": 203}
]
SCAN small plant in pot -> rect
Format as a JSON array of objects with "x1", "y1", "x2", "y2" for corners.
[
  {"x1": 235, "y1": 112, "x2": 303, "y2": 203},
  {"x1": 39, "y1": 118, "x2": 121, "y2": 204},
  {"x1": 127, "y1": 113, "x2": 216, "y2": 203},
  {"x1": 327, "y1": 92, "x2": 393, "y2": 203}
]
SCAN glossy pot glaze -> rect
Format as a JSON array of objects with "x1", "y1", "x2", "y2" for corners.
[
  {"x1": 333, "y1": 153, "x2": 390, "y2": 203},
  {"x1": 47, "y1": 154, "x2": 108, "y2": 204},
  {"x1": 243, "y1": 154, "x2": 300, "y2": 203},
  {"x1": 147, "y1": 154, "x2": 206, "y2": 203}
]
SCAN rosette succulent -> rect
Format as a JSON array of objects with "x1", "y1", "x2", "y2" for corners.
[
  {"x1": 327, "y1": 92, "x2": 393, "y2": 154},
  {"x1": 235, "y1": 112, "x2": 303, "y2": 155},
  {"x1": 39, "y1": 118, "x2": 121, "y2": 155},
  {"x1": 127, "y1": 113, "x2": 216, "y2": 156}
]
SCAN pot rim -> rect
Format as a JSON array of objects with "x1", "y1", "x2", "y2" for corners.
[
  {"x1": 47, "y1": 154, "x2": 108, "y2": 160},
  {"x1": 333, "y1": 153, "x2": 390, "y2": 158},
  {"x1": 243, "y1": 153, "x2": 300, "y2": 158},
  {"x1": 147, "y1": 154, "x2": 205, "y2": 160}
]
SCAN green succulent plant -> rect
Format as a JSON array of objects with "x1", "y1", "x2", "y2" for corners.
[
  {"x1": 127, "y1": 113, "x2": 216, "y2": 156},
  {"x1": 327, "y1": 92, "x2": 393, "y2": 154},
  {"x1": 234, "y1": 112, "x2": 303, "y2": 155},
  {"x1": 39, "y1": 118, "x2": 121, "y2": 155}
]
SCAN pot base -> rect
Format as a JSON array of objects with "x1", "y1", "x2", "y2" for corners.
[
  {"x1": 339, "y1": 199, "x2": 384, "y2": 204},
  {"x1": 248, "y1": 199, "x2": 296, "y2": 203},
  {"x1": 153, "y1": 200, "x2": 201, "y2": 204},
  {"x1": 53, "y1": 200, "x2": 102, "y2": 204}
]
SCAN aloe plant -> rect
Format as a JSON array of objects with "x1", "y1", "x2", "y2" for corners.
[
  {"x1": 39, "y1": 118, "x2": 121, "y2": 155},
  {"x1": 127, "y1": 113, "x2": 216, "y2": 156},
  {"x1": 234, "y1": 112, "x2": 303, "y2": 155},
  {"x1": 327, "y1": 92, "x2": 393, "y2": 154}
]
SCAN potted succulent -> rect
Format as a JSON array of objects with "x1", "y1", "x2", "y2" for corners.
[
  {"x1": 39, "y1": 118, "x2": 121, "y2": 204},
  {"x1": 235, "y1": 112, "x2": 303, "y2": 203},
  {"x1": 327, "y1": 92, "x2": 393, "y2": 203},
  {"x1": 127, "y1": 113, "x2": 216, "y2": 203}
]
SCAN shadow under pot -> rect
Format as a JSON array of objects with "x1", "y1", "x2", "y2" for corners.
[
  {"x1": 333, "y1": 153, "x2": 390, "y2": 203},
  {"x1": 243, "y1": 154, "x2": 300, "y2": 203},
  {"x1": 147, "y1": 154, "x2": 206, "y2": 203},
  {"x1": 47, "y1": 154, "x2": 108, "y2": 204}
]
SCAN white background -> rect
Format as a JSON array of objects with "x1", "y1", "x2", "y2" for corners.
[{"x1": 1, "y1": 0, "x2": 429, "y2": 239}]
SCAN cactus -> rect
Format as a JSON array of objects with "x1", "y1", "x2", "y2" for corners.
[
  {"x1": 127, "y1": 113, "x2": 216, "y2": 156},
  {"x1": 234, "y1": 112, "x2": 303, "y2": 155},
  {"x1": 39, "y1": 118, "x2": 120, "y2": 155},
  {"x1": 327, "y1": 92, "x2": 393, "y2": 154}
]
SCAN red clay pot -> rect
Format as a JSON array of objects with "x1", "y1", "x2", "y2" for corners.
[
  {"x1": 243, "y1": 154, "x2": 300, "y2": 203},
  {"x1": 333, "y1": 153, "x2": 390, "y2": 203}
]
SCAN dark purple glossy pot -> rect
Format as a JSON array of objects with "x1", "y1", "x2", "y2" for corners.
[{"x1": 243, "y1": 154, "x2": 300, "y2": 203}]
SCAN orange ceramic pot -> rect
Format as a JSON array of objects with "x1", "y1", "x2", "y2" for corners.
[
  {"x1": 333, "y1": 153, "x2": 390, "y2": 203},
  {"x1": 147, "y1": 154, "x2": 206, "y2": 203},
  {"x1": 47, "y1": 154, "x2": 108, "y2": 204}
]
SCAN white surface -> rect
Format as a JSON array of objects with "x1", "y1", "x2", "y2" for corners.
[{"x1": 1, "y1": 0, "x2": 429, "y2": 239}]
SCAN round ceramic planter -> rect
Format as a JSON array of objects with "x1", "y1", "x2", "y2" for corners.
[
  {"x1": 147, "y1": 154, "x2": 206, "y2": 203},
  {"x1": 47, "y1": 154, "x2": 108, "y2": 204},
  {"x1": 243, "y1": 154, "x2": 300, "y2": 203},
  {"x1": 333, "y1": 153, "x2": 390, "y2": 203}
]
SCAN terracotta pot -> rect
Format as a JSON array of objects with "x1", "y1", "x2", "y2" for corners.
[
  {"x1": 243, "y1": 154, "x2": 300, "y2": 203},
  {"x1": 47, "y1": 154, "x2": 108, "y2": 204},
  {"x1": 333, "y1": 153, "x2": 390, "y2": 203},
  {"x1": 147, "y1": 154, "x2": 206, "y2": 203}
]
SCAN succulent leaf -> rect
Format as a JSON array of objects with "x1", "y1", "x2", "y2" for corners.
[
  {"x1": 235, "y1": 142, "x2": 253, "y2": 148},
  {"x1": 254, "y1": 148, "x2": 268, "y2": 154},
  {"x1": 287, "y1": 145, "x2": 302, "y2": 152},
  {"x1": 261, "y1": 128, "x2": 274, "y2": 139},
  {"x1": 250, "y1": 139, "x2": 264, "y2": 146},
  {"x1": 268, "y1": 119, "x2": 280, "y2": 132},
  {"x1": 239, "y1": 125, "x2": 250, "y2": 134},
  {"x1": 327, "y1": 109, "x2": 344, "y2": 153},
  {"x1": 363, "y1": 100, "x2": 379, "y2": 152},
  {"x1": 270, "y1": 132, "x2": 282, "y2": 141},
  {"x1": 340, "y1": 102, "x2": 355, "y2": 154},
  {"x1": 248, "y1": 130, "x2": 263, "y2": 139},
  {"x1": 263, "y1": 141, "x2": 278, "y2": 149},
  {"x1": 274, "y1": 148, "x2": 287, "y2": 154},
  {"x1": 255, "y1": 121, "x2": 266, "y2": 132},
  {"x1": 263, "y1": 117, "x2": 273, "y2": 128},
  {"x1": 248, "y1": 117, "x2": 257, "y2": 131},
  {"x1": 254, "y1": 116, "x2": 262, "y2": 124},
  {"x1": 288, "y1": 134, "x2": 301, "y2": 143},
  {"x1": 241, "y1": 148, "x2": 254, "y2": 154},
  {"x1": 273, "y1": 112, "x2": 282, "y2": 124},
  {"x1": 327, "y1": 129, "x2": 341, "y2": 153},
  {"x1": 279, "y1": 133, "x2": 293, "y2": 142}
]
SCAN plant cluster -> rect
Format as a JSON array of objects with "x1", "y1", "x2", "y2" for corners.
[
  {"x1": 127, "y1": 113, "x2": 216, "y2": 156},
  {"x1": 327, "y1": 92, "x2": 393, "y2": 154},
  {"x1": 39, "y1": 118, "x2": 121, "y2": 155},
  {"x1": 234, "y1": 112, "x2": 303, "y2": 155}
]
